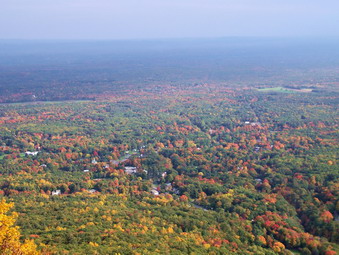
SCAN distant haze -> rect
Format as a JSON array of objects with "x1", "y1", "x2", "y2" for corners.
[{"x1": 1, "y1": 0, "x2": 339, "y2": 40}]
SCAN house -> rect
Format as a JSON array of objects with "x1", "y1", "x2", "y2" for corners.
[
  {"x1": 251, "y1": 122, "x2": 261, "y2": 126},
  {"x1": 110, "y1": 160, "x2": 119, "y2": 165},
  {"x1": 52, "y1": 190, "x2": 61, "y2": 196},
  {"x1": 25, "y1": 151, "x2": 39, "y2": 156},
  {"x1": 83, "y1": 169, "x2": 90, "y2": 172},
  {"x1": 172, "y1": 188, "x2": 180, "y2": 195},
  {"x1": 151, "y1": 189, "x2": 159, "y2": 196},
  {"x1": 124, "y1": 166, "x2": 137, "y2": 174},
  {"x1": 88, "y1": 189, "x2": 97, "y2": 193},
  {"x1": 165, "y1": 183, "x2": 172, "y2": 191},
  {"x1": 91, "y1": 159, "x2": 97, "y2": 164}
]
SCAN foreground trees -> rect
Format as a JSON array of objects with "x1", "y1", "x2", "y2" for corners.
[{"x1": 0, "y1": 199, "x2": 39, "y2": 255}]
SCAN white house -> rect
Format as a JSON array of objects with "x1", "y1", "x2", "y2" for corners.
[
  {"x1": 52, "y1": 190, "x2": 61, "y2": 196},
  {"x1": 124, "y1": 166, "x2": 137, "y2": 174},
  {"x1": 151, "y1": 189, "x2": 159, "y2": 196},
  {"x1": 25, "y1": 151, "x2": 39, "y2": 156}
]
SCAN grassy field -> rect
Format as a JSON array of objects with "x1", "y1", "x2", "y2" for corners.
[
  {"x1": 257, "y1": 87, "x2": 296, "y2": 93},
  {"x1": 257, "y1": 87, "x2": 313, "y2": 93}
]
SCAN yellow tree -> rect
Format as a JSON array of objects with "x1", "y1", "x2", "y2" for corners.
[{"x1": 0, "y1": 199, "x2": 40, "y2": 255}]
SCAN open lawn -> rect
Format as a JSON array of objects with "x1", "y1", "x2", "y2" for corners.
[
  {"x1": 257, "y1": 87, "x2": 313, "y2": 93},
  {"x1": 257, "y1": 87, "x2": 296, "y2": 93}
]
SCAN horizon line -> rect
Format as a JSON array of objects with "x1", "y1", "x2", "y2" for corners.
[{"x1": 1, "y1": 35, "x2": 339, "y2": 43}]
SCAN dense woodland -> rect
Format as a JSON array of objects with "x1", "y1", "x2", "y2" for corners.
[{"x1": 0, "y1": 39, "x2": 338, "y2": 254}]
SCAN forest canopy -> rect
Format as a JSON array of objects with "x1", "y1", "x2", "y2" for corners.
[{"x1": 0, "y1": 39, "x2": 338, "y2": 254}]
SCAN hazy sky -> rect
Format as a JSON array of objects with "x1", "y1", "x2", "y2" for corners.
[{"x1": 1, "y1": 0, "x2": 339, "y2": 40}]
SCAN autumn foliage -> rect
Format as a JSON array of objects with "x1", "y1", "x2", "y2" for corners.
[{"x1": 0, "y1": 199, "x2": 39, "y2": 255}]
